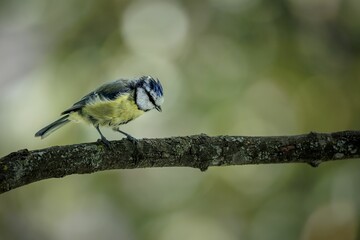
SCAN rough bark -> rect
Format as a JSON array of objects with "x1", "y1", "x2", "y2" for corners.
[{"x1": 0, "y1": 131, "x2": 359, "y2": 194}]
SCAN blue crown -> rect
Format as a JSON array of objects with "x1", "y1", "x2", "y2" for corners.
[{"x1": 139, "y1": 76, "x2": 163, "y2": 97}]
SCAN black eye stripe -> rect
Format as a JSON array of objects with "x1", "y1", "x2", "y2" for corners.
[{"x1": 145, "y1": 89, "x2": 157, "y2": 107}]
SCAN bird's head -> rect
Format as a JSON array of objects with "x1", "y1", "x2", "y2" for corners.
[{"x1": 135, "y1": 76, "x2": 164, "y2": 112}]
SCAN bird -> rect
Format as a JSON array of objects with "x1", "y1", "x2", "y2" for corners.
[{"x1": 35, "y1": 75, "x2": 164, "y2": 147}]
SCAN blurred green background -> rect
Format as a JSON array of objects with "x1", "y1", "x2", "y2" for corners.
[{"x1": 0, "y1": 0, "x2": 360, "y2": 239}]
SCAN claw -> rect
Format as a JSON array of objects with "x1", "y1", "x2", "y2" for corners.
[
  {"x1": 126, "y1": 135, "x2": 138, "y2": 144},
  {"x1": 114, "y1": 128, "x2": 138, "y2": 144},
  {"x1": 97, "y1": 137, "x2": 113, "y2": 149}
]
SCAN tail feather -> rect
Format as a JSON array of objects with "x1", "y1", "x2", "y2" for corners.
[{"x1": 35, "y1": 115, "x2": 70, "y2": 139}]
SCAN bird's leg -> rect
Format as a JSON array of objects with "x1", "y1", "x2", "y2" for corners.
[
  {"x1": 113, "y1": 127, "x2": 138, "y2": 143},
  {"x1": 95, "y1": 126, "x2": 112, "y2": 149}
]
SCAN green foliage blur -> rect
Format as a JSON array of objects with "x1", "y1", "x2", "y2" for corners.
[{"x1": 0, "y1": 0, "x2": 359, "y2": 239}]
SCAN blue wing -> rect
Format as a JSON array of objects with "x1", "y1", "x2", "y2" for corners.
[{"x1": 61, "y1": 79, "x2": 136, "y2": 115}]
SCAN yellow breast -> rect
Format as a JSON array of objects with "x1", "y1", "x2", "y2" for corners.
[{"x1": 69, "y1": 94, "x2": 144, "y2": 126}]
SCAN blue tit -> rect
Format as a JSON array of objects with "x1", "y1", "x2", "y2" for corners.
[{"x1": 35, "y1": 75, "x2": 164, "y2": 147}]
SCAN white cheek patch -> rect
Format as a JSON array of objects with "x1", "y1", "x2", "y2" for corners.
[{"x1": 136, "y1": 88, "x2": 155, "y2": 111}]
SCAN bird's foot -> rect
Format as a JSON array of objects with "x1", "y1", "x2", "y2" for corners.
[
  {"x1": 97, "y1": 137, "x2": 113, "y2": 150},
  {"x1": 114, "y1": 129, "x2": 138, "y2": 144},
  {"x1": 126, "y1": 135, "x2": 138, "y2": 144}
]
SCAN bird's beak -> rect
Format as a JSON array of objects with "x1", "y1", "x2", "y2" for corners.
[{"x1": 155, "y1": 106, "x2": 162, "y2": 112}]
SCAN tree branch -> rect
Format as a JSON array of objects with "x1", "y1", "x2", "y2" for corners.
[{"x1": 0, "y1": 131, "x2": 359, "y2": 194}]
